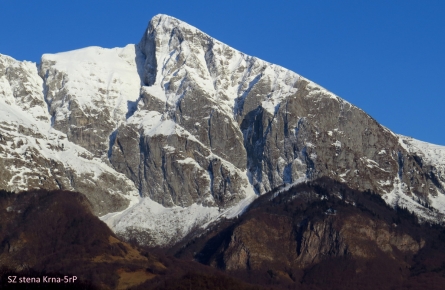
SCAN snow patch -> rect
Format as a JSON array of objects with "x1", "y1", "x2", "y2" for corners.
[{"x1": 101, "y1": 177, "x2": 257, "y2": 246}]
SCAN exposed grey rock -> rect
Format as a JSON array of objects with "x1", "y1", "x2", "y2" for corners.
[
  {"x1": 105, "y1": 14, "x2": 445, "y2": 227},
  {"x1": 121, "y1": 14, "x2": 444, "y2": 214},
  {"x1": 109, "y1": 108, "x2": 249, "y2": 208}
]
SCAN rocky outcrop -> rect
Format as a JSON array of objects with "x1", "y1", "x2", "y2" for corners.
[
  {"x1": 340, "y1": 215, "x2": 423, "y2": 259},
  {"x1": 223, "y1": 214, "x2": 298, "y2": 271},
  {"x1": 221, "y1": 214, "x2": 422, "y2": 271}
]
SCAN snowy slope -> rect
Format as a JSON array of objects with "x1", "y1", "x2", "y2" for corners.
[
  {"x1": 0, "y1": 54, "x2": 49, "y2": 121},
  {"x1": 399, "y1": 135, "x2": 445, "y2": 171},
  {"x1": 101, "y1": 190, "x2": 257, "y2": 246},
  {"x1": 386, "y1": 135, "x2": 445, "y2": 221},
  {"x1": 0, "y1": 53, "x2": 139, "y2": 215},
  {"x1": 39, "y1": 44, "x2": 145, "y2": 159},
  {"x1": 41, "y1": 45, "x2": 142, "y2": 120}
]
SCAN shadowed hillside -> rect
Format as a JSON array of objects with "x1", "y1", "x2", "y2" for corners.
[
  {"x1": 170, "y1": 177, "x2": 445, "y2": 290},
  {"x1": 1, "y1": 182, "x2": 445, "y2": 289},
  {"x1": 0, "y1": 189, "x2": 165, "y2": 289},
  {"x1": 0, "y1": 189, "x2": 268, "y2": 289}
]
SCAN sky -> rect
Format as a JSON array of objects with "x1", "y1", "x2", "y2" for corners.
[{"x1": 1, "y1": 0, "x2": 444, "y2": 145}]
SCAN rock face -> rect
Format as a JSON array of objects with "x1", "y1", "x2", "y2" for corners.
[
  {"x1": 222, "y1": 213, "x2": 421, "y2": 271},
  {"x1": 108, "y1": 14, "x2": 445, "y2": 223},
  {"x1": 0, "y1": 14, "x2": 445, "y2": 245}
]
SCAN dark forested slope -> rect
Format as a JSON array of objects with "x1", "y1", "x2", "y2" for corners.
[
  {"x1": 0, "y1": 189, "x2": 267, "y2": 289},
  {"x1": 172, "y1": 178, "x2": 445, "y2": 290}
]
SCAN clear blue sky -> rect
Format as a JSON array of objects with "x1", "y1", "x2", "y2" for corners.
[{"x1": 1, "y1": 0, "x2": 444, "y2": 145}]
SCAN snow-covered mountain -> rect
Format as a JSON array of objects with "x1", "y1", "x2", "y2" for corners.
[
  {"x1": 0, "y1": 53, "x2": 139, "y2": 216},
  {"x1": 1, "y1": 14, "x2": 444, "y2": 246}
]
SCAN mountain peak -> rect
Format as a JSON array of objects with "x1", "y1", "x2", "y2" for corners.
[{"x1": 148, "y1": 14, "x2": 201, "y2": 34}]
